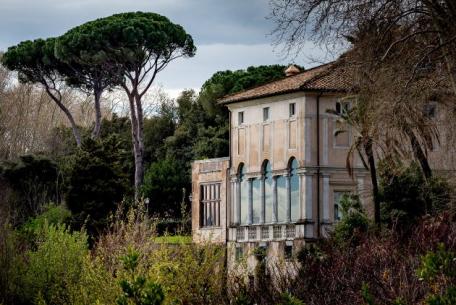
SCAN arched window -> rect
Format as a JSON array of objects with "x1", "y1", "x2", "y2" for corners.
[
  {"x1": 289, "y1": 158, "x2": 299, "y2": 222},
  {"x1": 263, "y1": 160, "x2": 273, "y2": 223},
  {"x1": 238, "y1": 164, "x2": 248, "y2": 225}
]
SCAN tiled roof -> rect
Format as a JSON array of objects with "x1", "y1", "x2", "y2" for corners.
[{"x1": 218, "y1": 61, "x2": 354, "y2": 104}]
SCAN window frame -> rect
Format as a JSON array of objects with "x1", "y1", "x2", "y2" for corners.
[
  {"x1": 199, "y1": 182, "x2": 222, "y2": 228},
  {"x1": 289, "y1": 103, "x2": 296, "y2": 117},
  {"x1": 238, "y1": 111, "x2": 244, "y2": 125},
  {"x1": 263, "y1": 107, "x2": 270, "y2": 122}
]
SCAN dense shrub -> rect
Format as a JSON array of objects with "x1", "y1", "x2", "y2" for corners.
[
  {"x1": 285, "y1": 213, "x2": 456, "y2": 305},
  {"x1": 142, "y1": 158, "x2": 189, "y2": 218},
  {"x1": 380, "y1": 162, "x2": 451, "y2": 228},
  {"x1": 23, "y1": 224, "x2": 88, "y2": 305},
  {"x1": 332, "y1": 194, "x2": 370, "y2": 244},
  {"x1": 66, "y1": 136, "x2": 131, "y2": 238},
  {"x1": 0, "y1": 155, "x2": 60, "y2": 225},
  {"x1": 0, "y1": 222, "x2": 25, "y2": 305},
  {"x1": 117, "y1": 249, "x2": 165, "y2": 305}
]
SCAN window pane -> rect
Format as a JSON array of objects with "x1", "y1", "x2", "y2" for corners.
[
  {"x1": 277, "y1": 176, "x2": 287, "y2": 222},
  {"x1": 238, "y1": 111, "x2": 244, "y2": 124},
  {"x1": 290, "y1": 159, "x2": 299, "y2": 221},
  {"x1": 240, "y1": 179, "x2": 249, "y2": 225},
  {"x1": 252, "y1": 179, "x2": 261, "y2": 224},
  {"x1": 264, "y1": 162, "x2": 273, "y2": 223},
  {"x1": 289, "y1": 103, "x2": 295, "y2": 117},
  {"x1": 263, "y1": 107, "x2": 269, "y2": 121}
]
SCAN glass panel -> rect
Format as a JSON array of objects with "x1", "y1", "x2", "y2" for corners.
[
  {"x1": 263, "y1": 107, "x2": 269, "y2": 121},
  {"x1": 277, "y1": 176, "x2": 287, "y2": 222},
  {"x1": 290, "y1": 159, "x2": 299, "y2": 221},
  {"x1": 289, "y1": 103, "x2": 295, "y2": 117},
  {"x1": 252, "y1": 179, "x2": 261, "y2": 224},
  {"x1": 264, "y1": 161, "x2": 273, "y2": 223},
  {"x1": 240, "y1": 181, "x2": 249, "y2": 224}
]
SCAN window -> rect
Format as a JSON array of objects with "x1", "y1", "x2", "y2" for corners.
[
  {"x1": 263, "y1": 161, "x2": 273, "y2": 223},
  {"x1": 239, "y1": 165, "x2": 249, "y2": 225},
  {"x1": 289, "y1": 158, "x2": 299, "y2": 222},
  {"x1": 289, "y1": 103, "x2": 296, "y2": 117},
  {"x1": 200, "y1": 183, "x2": 221, "y2": 227},
  {"x1": 238, "y1": 111, "x2": 244, "y2": 125},
  {"x1": 263, "y1": 107, "x2": 270, "y2": 121},
  {"x1": 252, "y1": 178, "x2": 261, "y2": 224},
  {"x1": 277, "y1": 176, "x2": 287, "y2": 222},
  {"x1": 335, "y1": 100, "x2": 351, "y2": 115},
  {"x1": 334, "y1": 191, "x2": 350, "y2": 221}
]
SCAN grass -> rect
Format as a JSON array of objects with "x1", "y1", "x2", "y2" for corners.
[{"x1": 154, "y1": 235, "x2": 192, "y2": 244}]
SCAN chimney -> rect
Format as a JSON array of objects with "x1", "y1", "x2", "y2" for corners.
[{"x1": 284, "y1": 64, "x2": 300, "y2": 77}]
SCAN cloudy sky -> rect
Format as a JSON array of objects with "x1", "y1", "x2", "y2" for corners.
[{"x1": 0, "y1": 0, "x2": 335, "y2": 97}]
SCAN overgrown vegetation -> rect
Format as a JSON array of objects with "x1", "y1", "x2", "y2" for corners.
[{"x1": 1, "y1": 3, "x2": 456, "y2": 305}]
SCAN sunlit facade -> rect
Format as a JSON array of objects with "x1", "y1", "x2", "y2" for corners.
[{"x1": 191, "y1": 63, "x2": 373, "y2": 269}]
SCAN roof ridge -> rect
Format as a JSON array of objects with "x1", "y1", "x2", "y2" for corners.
[
  {"x1": 218, "y1": 62, "x2": 334, "y2": 104},
  {"x1": 299, "y1": 61, "x2": 341, "y2": 89}
]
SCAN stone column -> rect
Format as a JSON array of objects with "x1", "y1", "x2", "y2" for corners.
[
  {"x1": 272, "y1": 176, "x2": 278, "y2": 223},
  {"x1": 260, "y1": 174, "x2": 265, "y2": 224},
  {"x1": 285, "y1": 173, "x2": 291, "y2": 223}
]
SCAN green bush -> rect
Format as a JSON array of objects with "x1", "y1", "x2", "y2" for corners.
[
  {"x1": 417, "y1": 244, "x2": 456, "y2": 305},
  {"x1": 276, "y1": 292, "x2": 305, "y2": 305},
  {"x1": 21, "y1": 204, "x2": 70, "y2": 232},
  {"x1": 66, "y1": 136, "x2": 131, "y2": 239},
  {"x1": 332, "y1": 194, "x2": 369, "y2": 244},
  {"x1": 0, "y1": 222, "x2": 25, "y2": 305},
  {"x1": 141, "y1": 158, "x2": 188, "y2": 218},
  {"x1": 0, "y1": 155, "x2": 60, "y2": 225},
  {"x1": 23, "y1": 223, "x2": 88, "y2": 305},
  {"x1": 380, "y1": 162, "x2": 451, "y2": 228},
  {"x1": 116, "y1": 248, "x2": 165, "y2": 305}
]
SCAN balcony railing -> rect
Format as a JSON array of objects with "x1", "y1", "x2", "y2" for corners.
[{"x1": 228, "y1": 223, "x2": 313, "y2": 242}]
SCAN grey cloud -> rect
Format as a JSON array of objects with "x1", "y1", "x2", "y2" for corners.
[
  {"x1": 0, "y1": 0, "x2": 338, "y2": 95},
  {"x1": 0, "y1": 0, "x2": 273, "y2": 50}
]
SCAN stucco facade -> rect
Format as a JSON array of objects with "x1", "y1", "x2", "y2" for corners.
[
  {"x1": 191, "y1": 66, "x2": 372, "y2": 269},
  {"x1": 191, "y1": 61, "x2": 455, "y2": 273}
]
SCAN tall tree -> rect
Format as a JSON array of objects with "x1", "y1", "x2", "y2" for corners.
[
  {"x1": 55, "y1": 30, "x2": 124, "y2": 139},
  {"x1": 64, "y1": 12, "x2": 196, "y2": 198},
  {"x1": 1, "y1": 38, "x2": 83, "y2": 146},
  {"x1": 271, "y1": 0, "x2": 447, "y2": 178}
]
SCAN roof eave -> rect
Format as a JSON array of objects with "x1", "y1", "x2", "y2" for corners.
[{"x1": 218, "y1": 87, "x2": 350, "y2": 105}]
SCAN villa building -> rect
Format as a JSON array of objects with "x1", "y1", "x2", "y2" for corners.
[
  {"x1": 190, "y1": 60, "x2": 452, "y2": 269},
  {"x1": 191, "y1": 61, "x2": 372, "y2": 267}
]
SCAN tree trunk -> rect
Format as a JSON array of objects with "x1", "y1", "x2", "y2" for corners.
[
  {"x1": 91, "y1": 89, "x2": 102, "y2": 139},
  {"x1": 134, "y1": 93, "x2": 145, "y2": 194},
  {"x1": 127, "y1": 93, "x2": 143, "y2": 201},
  {"x1": 364, "y1": 138, "x2": 380, "y2": 226},
  {"x1": 44, "y1": 86, "x2": 82, "y2": 147},
  {"x1": 404, "y1": 126, "x2": 432, "y2": 179}
]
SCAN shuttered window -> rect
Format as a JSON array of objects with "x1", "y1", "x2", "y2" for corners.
[{"x1": 200, "y1": 183, "x2": 221, "y2": 227}]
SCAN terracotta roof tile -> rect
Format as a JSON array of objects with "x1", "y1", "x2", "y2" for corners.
[{"x1": 218, "y1": 61, "x2": 354, "y2": 104}]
